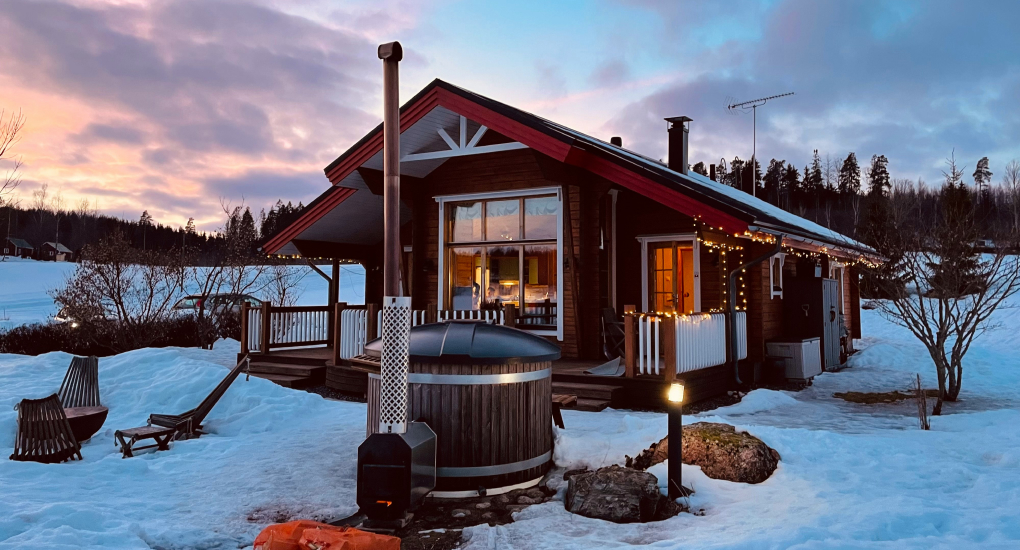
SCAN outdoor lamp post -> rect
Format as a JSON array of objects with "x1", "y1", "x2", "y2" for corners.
[{"x1": 667, "y1": 382, "x2": 686, "y2": 499}]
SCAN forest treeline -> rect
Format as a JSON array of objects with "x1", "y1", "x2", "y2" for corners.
[{"x1": 1, "y1": 193, "x2": 305, "y2": 264}]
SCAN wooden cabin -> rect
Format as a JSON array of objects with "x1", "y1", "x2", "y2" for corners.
[
  {"x1": 251, "y1": 79, "x2": 879, "y2": 408},
  {"x1": 40, "y1": 242, "x2": 72, "y2": 262},
  {"x1": 3, "y1": 238, "x2": 33, "y2": 258}
]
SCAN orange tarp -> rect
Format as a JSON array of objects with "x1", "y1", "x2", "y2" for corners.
[{"x1": 253, "y1": 520, "x2": 400, "y2": 550}]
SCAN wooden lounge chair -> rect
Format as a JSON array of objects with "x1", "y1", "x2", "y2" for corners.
[
  {"x1": 57, "y1": 356, "x2": 108, "y2": 442},
  {"x1": 601, "y1": 307, "x2": 626, "y2": 360},
  {"x1": 115, "y1": 355, "x2": 249, "y2": 458},
  {"x1": 10, "y1": 394, "x2": 83, "y2": 464}
]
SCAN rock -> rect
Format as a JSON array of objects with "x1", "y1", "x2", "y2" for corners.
[
  {"x1": 493, "y1": 494, "x2": 510, "y2": 505},
  {"x1": 475, "y1": 501, "x2": 491, "y2": 510},
  {"x1": 481, "y1": 512, "x2": 495, "y2": 520},
  {"x1": 564, "y1": 465, "x2": 667, "y2": 523},
  {"x1": 626, "y1": 422, "x2": 780, "y2": 484},
  {"x1": 525, "y1": 488, "x2": 546, "y2": 500},
  {"x1": 451, "y1": 509, "x2": 470, "y2": 518},
  {"x1": 506, "y1": 504, "x2": 528, "y2": 514},
  {"x1": 517, "y1": 495, "x2": 541, "y2": 505},
  {"x1": 562, "y1": 468, "x2": 588, "y2": 481}
]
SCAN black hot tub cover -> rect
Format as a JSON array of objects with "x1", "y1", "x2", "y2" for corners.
[{"x1": 365, "y1": 320, "x2": 561, "y2": 364}]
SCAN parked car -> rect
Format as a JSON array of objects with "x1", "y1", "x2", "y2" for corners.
[{"x1": 172, "y1": 294, "x2": 263, "y2": 317}]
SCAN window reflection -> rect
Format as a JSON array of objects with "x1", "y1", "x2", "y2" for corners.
[
  {"x1": 522, "y1": 244, "x2": 557, "y2": 328},
  {"x1": 448, "y1": 202, "x2": 482, "y2": 242},
  {"x1": 525, "y1": 196, "x2": 558, "y2": 240},
  {"x1": 485, "y1": 200, "x2": 519, "y2": 241},
  {"x1": 448, "y1": 247, "x2": 482, "y2": 310}
]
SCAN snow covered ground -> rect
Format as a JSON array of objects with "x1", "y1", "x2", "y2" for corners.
[
  {"x1": 0, "y1": 258, "x2": 366, "y2": 331},
  {"x1": 2, "y1": 265, "x2": 1020, "y2": 548}
]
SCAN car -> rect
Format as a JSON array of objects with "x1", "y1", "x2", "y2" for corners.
[{"x1": 172, "y1": 293, "x2": 263, "y2": 316}]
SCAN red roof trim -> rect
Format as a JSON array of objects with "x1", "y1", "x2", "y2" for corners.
[
  {"x1": 263, "y1": 186, "x2": 357, "y2": 254},
  {"x1": 267, "y1": 83, "x2": 747, "y2": 254}
]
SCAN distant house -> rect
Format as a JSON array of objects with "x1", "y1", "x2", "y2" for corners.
[
  {"x1": 3, "y1": 238, "x2": 34, "y2": 258},
  {"x1": 40, "y1": 242, "x2": 73, "y2": 262}
]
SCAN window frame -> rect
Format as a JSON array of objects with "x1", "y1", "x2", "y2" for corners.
[
  {"x1": 636, "y1": 233, "x2": 701, "y2": 313},
  {"x1": 770, "y1": 253, "x2": 786, "y2": 300},
  {"x1": 436, "y1": 187, "x2": 563, "y2": 339},
  {"x1": 828, "y1": 261, "x2": 845, "y2": 314}
]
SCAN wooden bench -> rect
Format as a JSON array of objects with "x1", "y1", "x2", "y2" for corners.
[
  {"x1": 552, "y1": 394, "x2": 577, "y2": 429},
  {"x1": 114, "y1": 426, "x2": 177, "y2": 458}
]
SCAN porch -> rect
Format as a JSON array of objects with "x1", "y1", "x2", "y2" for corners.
[{"x1": 237, "y1": 301, "x2": 747, "y2": 409}]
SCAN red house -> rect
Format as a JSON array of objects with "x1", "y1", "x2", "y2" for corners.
[{"x1": 249, "y1": 80, "x2": 879, "y2": 407}]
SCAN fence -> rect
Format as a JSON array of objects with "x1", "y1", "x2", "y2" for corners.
[
  {"x1": 241, "y1": 304, "x2": 332, "y2": 353},
  {"x1": 632, "y1": 311, "x2": 746, "y2": 376}
]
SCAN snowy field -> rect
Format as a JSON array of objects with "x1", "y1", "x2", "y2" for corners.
[
  {"x1": 0, "y1": 258, "x2": 366, "y2": 331},
  {"x1": 2, "y1": 263, "x2": 1020, "y2": 548}
]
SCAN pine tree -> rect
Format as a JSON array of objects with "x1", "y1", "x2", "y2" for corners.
[
  {"x1": 973, "y1": 156, "x2": 992, "y2": 192},
  {"x1": 809, "y1": 150, "x2": 824, "y2": 193},
  {"x1": 782, "y1": 164, "x2": 800, "y2": 209},
  {"x1": 763, "y1": 159, "x2": 785, "y2": 206},
  {"x1": 867, "y1": 154, "x2": 891, "y2": 199},
  {"x1": 728, "y1": 157, "x2": 745, "y2": 190},
  {"x1": 716, "y1": 158, "x2": 728, "y2": 184},
  {"x1": 691, "y1": 162, "x2": 708, "y2": 176},
  {"x1": 838, "y1": 152, "x2": 861, "y2": 195},
  {"x1": 139, "y1": 210, "x2": 153, "y2": 250},
  {"x1": 185, "y1": 217, "x2": 196, "y2": 235}
]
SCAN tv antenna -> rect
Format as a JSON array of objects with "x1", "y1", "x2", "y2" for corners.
[{"x1": 727, "y1": 92, "x2": 794, "y2": 197}]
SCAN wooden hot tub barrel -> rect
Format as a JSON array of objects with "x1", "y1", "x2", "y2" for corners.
[{"x1": 364, "y1": 321, "x2": 560, "y2": 497}]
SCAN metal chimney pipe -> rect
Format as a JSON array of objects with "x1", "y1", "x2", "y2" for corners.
[
  {"x1": 610, "y1": 136, "x2": 622, "y2": 147},
  {"x1": 379, "y1": 41, "x2": 402, "y2": 298},
  {"x1": 664, "y1": 116, "x2": 693, "y2": 174},
  {"x1": 710, "y1": 163, "x2": 716, "y2": 181},
  {"x1": 377, "y1": 41, "x2": 410, "y2": 435}
]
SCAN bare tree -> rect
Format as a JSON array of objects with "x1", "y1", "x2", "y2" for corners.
[
  {"x1": 32, "y1": 182, "x2": 48, "y2": 210},
  {"x1": 0, "y1": 109, "x2": 26, "y2": 207},
  {"x1": 1003, "y1": 159, "x2": 1020, "y2": 232},
  {"x1": 52, "y1": 230, "x2": 188, "y2": 352},
  {"x1": 867, "y1": 155, "x2": 1020, "y2": 414}
]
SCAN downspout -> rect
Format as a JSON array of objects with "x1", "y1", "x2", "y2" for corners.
[{"x1": 728, "y1": 232, "x2": 784, "y2": 386}]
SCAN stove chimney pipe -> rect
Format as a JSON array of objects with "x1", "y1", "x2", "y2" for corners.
[{"x1": 665, "y1": 116, "x2": 693, "y2": 175}]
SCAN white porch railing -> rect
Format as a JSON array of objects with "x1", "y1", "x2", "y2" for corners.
[
  {"x1": 635, "y1": 312, "x2": 747, "y2": 376},
  {"x1": 243, "y1": 305, "x2": 332, "y2": 353},
  {"x1": 337, "y1": 308, "x2": 506, "y2": 361}
]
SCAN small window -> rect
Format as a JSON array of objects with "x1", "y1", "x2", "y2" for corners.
[{"x1": 770, "y1": 254, "x2": 786, "y2": 299}]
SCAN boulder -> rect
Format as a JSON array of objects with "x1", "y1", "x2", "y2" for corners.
[
  {"x1": 625, "y1": 422, "x2": 780, "y2": 484},
  {"x1": 565, "y1": 465, "x2": 680, "y2": 523}
]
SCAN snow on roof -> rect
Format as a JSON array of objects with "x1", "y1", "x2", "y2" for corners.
[
  {"x1": 6, "y1": 237, "x2": 32, "y2": 249},
  {"x1": 43, "y1": 242, "x2": 72, "y2": 253}
]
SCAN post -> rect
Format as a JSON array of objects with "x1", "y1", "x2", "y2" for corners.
[
  {"x1": 667, "y1": 383, "x2": 687, "y2": 499},
  {"x1": 662, "y1": 316, "x2": 676, "y2": 383},
  {"x1": 502, "y1": 303, "x2": 517, "y2": 328},
  {"x1": 426, "y1": 303, "x2": 438, "y2": 324},
  {"x1": 333, "y1": 302, "x2": 348, "y2": 365},
  {"x1": 623, "y1": 305, "x2": 636, "y2": 378},
  {"x1": 260, "y1": 301, "x2": 271, "y2": 354},
  {"x1": 367, "y1": 303, "x2": 380, "y2": 340},
  {"x1": 328, "y1": 258, "x2": 340, "y2": 346},
  {"x1": 239, "y1": 302, "x2": 249, "y2": 354}
]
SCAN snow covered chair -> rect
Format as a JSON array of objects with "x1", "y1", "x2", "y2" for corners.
[
  {"x1": 57, "y1": 356, "x2": 108, "y2": 442},
  {"x1": 10, "y1": 394, "x2": 83, "y2": 464},
  {"x1": 114, "y1": 355, "x2": 249, "y2": 458}
]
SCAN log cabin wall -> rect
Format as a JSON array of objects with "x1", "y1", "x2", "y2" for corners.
[{"x1": 408, "y1": 148, "x2": 609, "y2": 359}]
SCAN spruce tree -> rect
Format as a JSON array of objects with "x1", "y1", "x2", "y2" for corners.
[
  {"x1": 782, "y1": 164, "x2": 800, "y2": 209},
  {"x1": 838, "y1": 152, "x2": 861, "y2": 195},
  {"x1": 867, "y1": 154, "x2": 891, "y2": 199},
  {"x1": 764, "y1": 159, "x2": 785, "y2": 205}
]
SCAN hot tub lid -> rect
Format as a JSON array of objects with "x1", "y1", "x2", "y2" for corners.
[{"x1": 365, "y1": 321, "x2": 561, "y2": 364}]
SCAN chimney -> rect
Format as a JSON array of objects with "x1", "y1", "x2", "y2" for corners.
[
  {"x1": 710, "y1": 163, "x2": 716, "y2": 181},
  {"x1": 610, "y1": 136, "x2": 623, "y2": 147},
  {"x1": 665, "y1": 116, "x2": 693, "y2": 174}
]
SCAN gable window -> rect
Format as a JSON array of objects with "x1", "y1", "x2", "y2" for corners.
[
  {"x1": 770, "y1": 254, "x2": 786, "y2": 299},
  {"x1": 437, "y1": 188, "x2": 562, "y2": 338}
]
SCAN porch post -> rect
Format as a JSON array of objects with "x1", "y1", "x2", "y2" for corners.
[
  {"x1": 260, "y1": 301, "x2": 271, "y2": 354},
  {"x1": 327, "y1": 258, "x2": 340, "y2": 347},
  {"x1": 367, "y1": 303, "x2": 380, "y2": 340},
  {"x1": 239, "y1": 302, "x2": 249, "y2": 354},
  {"x1": 662, "y1": 316, "x2": 676, "y2": 383},
  {"x1": 426, "y1": 303, "x2": 438, "y2": 324},
  {"x1": 623, "y1": 305, "x2": 636, "y2": 378},
  {"x1": 502, "y1": 303, "x2": 517, "y2": 328}
]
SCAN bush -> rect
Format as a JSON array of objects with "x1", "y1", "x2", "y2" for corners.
[{"x1": 0, "y1": 316, "x2": 238, "y2": 356}]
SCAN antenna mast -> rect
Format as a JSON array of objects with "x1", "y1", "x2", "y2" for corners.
[{"x1": 727, "y1": 92, "x2": 794, "y2": 198}]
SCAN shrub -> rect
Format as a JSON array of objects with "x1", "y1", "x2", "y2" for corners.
[{"x1": 0, "y1": 316, "x2": 238, "y2": 356}]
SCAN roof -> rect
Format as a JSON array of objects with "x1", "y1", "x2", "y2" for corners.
[
  {"x1": 265, "y1": 79, "x2": 873, "y2": 257},
  {"x1": 43, "y1": 242, "x2": 72, "y2": 253},
  {"x1": 6, "y1": 238, "x2": 32, "y2": 249}
]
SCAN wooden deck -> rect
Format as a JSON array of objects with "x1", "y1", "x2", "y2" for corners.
[{"x1": 242, "y1": 348, "x2": 734, "y2": 410}]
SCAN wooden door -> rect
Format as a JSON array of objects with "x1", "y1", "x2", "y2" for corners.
[
  {"x1": 821, "y1": 278, "x2": 841, "y2": 369},
  {"x1": 647, "y1": 242, "x2": 695, "y2": 314}
]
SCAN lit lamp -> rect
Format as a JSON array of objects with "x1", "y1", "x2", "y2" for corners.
[{"x1": 667, "y1": 382, "x2": 689, "y2": 499}]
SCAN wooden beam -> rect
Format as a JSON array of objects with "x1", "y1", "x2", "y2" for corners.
[{"x1": 401, "y1": 141, "x2": 527, "y2": 162}]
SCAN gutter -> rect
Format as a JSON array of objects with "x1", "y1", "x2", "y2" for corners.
[{"x1": 728, "y1": 231, "x2": 784, "y2": 387}]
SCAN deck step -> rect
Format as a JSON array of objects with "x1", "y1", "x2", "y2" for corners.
[
  {"x1": 551, "y1": 381, "x2": 622, "y2": 401},
  {"x1": 325, "y1": 365, "x2": 368, "y2": 395},
  {"x1": 574, "y1": 398, "x2": 611, "y2": 412},
  {"x1": 241, "y1": 352, "x2": 330, "y2": 367},
  {"x1": 248, "y1": 372, "x2": 318, "y2": 389},
  {"x1": 247, "y1": 362, "x2": 325, "y2": 378}
]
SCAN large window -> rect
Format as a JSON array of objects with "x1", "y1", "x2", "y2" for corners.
[{"x1": 441, "y1": 192, "x2": 560, "y2": 333}]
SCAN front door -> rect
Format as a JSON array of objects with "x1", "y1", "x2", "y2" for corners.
[{"x1": 647, "y1": 241, "x2": 695, "y2": 314}]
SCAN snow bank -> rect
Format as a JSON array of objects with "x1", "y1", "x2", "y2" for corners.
[{"x1": 0, "y1": 340, "x2": 364, "y2": 549}]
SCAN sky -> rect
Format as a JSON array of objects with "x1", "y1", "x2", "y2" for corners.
[{"x1": 1, "y1": 0, "x2": 1018, "y2": 231}]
